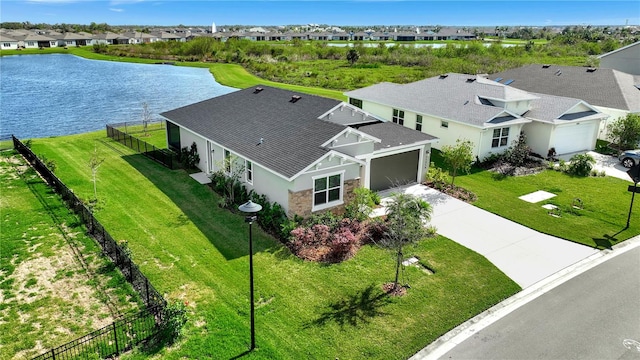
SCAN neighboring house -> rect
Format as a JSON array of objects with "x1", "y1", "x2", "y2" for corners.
[
  {"x1": 160, "y1": 86, "x2": 437, "y2": 218},
  {"x1": 0, "y1": 34, "x2": 19, "y2": 49},
  {"x1": 598, "y1": 41, "x2": 640, "y2": 75},
  {"x1": 23, "y1": 33, "x2": 57, "y2": 48},
  {"x1": 121, "y1": 31, "x2": 155, "y2": 44},
  {"x1": 59, "y1": 32, "x2": 93, "y2": 47},
  {"x1": 95, "y1": 32, "x2": 129, "y2": 45},
  {"x1": 345, "y1": 73, "x2": 606, "y2": 160},
  {"x1": 490, "y1": 64, "x2": 640, "y2": 139}
]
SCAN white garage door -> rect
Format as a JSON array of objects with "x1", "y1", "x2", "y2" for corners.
[{"x1": 553, "y1": 122, "x2": 596, "y2": 155}]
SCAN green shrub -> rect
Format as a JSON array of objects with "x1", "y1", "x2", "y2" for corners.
[
  {"x1": 567, "y1": 154, "x2": 595, "y2": 177},
  {"x1": 345, "y1": 187, "x2": 379, "y2": 222}
]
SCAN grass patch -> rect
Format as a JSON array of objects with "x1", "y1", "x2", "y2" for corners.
[
  {"x1": 0, "y1": 150, "x2": 142, "y2": 359},
  {"x1": 30, "y1": 131, "x2": 520, "y2": 359},
  {"x1": 430, "y1": 150, "x2": 639, "y2": 248}
]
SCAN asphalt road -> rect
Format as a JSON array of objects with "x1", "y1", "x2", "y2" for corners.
[{"x1": 441, "y1": 246, "x2": 640, "y2": 360}]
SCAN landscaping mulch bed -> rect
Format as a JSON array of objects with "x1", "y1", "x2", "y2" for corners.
[
  {"x1": 424, "y1": 181, "x2": 477, "y2": 203},
  {"x1": 487, "y1": 159, "x2": 546, "y2": 177}
]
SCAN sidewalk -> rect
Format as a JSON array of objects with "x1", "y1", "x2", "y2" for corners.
[{"x1": 373, "y1": 184, "x2": 599, "y2": 289}]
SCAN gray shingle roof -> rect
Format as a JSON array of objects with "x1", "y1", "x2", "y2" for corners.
[
  {"x1": 161, "y1": 86, "x2": 345, "y2": 179},
  {"x1": 357, "y1": 122, "x2": 437, "y2": 151},
  {"x1": 525, "y1": 92, "x2": 602, "y2": 123},
  {"x1": 489, "y1": 64, "x2": 640, "y2": 112},
  {"x1": 345, "y1": 74, "x2": 535, "y2": 127}
]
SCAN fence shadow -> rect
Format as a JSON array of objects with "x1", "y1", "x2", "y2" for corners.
[
  {"x1": 121, "y1": 153, "x2": 282, "y2": 261},
  {"x1": 306, "y1": 284, "x2": 392, "y2": 329}
]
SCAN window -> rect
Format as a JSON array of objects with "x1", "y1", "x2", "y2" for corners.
[
  {"x1": 416, "y1": 115, "x2": 423, "y2": 131},
  {"x1": 224, "y1": 149, "x2": 232, "y2": 173},
  {"x1": 2, "y1": 43, "x2": 10, "y2": 48},
  {"x1": 492, "y1": 127, "x2": 509, "y2": 148},
  {"x1": 245, "y1": 160, "x2": 253, "y2": 184},
  {"x1": 27, "y1": 42, "x2": 35, "y2": 46},
  {"x1": 349, "y1": 98, "x2": 363, "y2": 109},
  {"x1": 392, "y1": 109, "x2": 404, "y2": 125},
  {"x1": 441, "y1": 121, "x2": 449, "y2": 128},
  {"x1": 313, "y1": 173, "x2": 342, "y2": 209}
]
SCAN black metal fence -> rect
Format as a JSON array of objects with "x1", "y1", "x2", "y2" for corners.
[
  {"x1": 32, "y1": 305, "x2": 163, "y2": 360},
  {"x1": 106, "y1": 124, "x2": 178, "y2": 170},
  {"x1": 11, "y1": 136, "x2": 167, "y2": 359}
]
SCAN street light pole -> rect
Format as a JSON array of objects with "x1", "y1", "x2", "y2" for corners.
[{"x1": 238, "y1": 200, "x2": 262, "y2": 351}]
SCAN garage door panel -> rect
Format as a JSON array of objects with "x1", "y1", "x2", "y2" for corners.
[
  {"x1": 370, "y1": 150, "x2": 419, "y2": 191},
  {"x1": 553, "y1": 123, "x2": 596, "y2": 155}
]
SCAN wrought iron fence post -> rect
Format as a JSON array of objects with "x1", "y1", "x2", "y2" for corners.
[{"x1": 113, "y1": 322, "x2": 119, "y2": 355}]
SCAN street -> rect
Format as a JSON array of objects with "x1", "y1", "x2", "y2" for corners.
[{"x1": 441, "y1": 246, "x2": 640, "y2": 360}]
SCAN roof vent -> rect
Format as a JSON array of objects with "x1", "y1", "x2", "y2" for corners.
[
  {"x1": 439, "y1": 74, "x2": 449, "y2": 79},
  {"x1": 253, "y1": 87, "x2": 263, "y2": 93},
  {"x1": 290, "y1": 95, "x2": 301, "y2": 103},
  {"x1": 586, "y1": 67, "x2": 597, "y2": 72},
  {"x1": 542, "y1": 64, "x2": 551, "y2": 68}
]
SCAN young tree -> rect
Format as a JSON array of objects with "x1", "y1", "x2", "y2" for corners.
[
  {"x1": 346, "y1": 48, "x2": 359, "y2": 66},
  {"x1": 142, "y1": 102, "x2": 152, "y2": 137},
  {"x1": 608, "y1": 113, "x2": 640, "y2": 150},
  {"x1": 88, "y1": 144, "x2": 105, "y2": 200},
  {"x1": 441, "y1": 139, "x2": 474, "y2": 185},
  {"x1": 378, "y1": 192, "x2": 433, "y2": 293}
]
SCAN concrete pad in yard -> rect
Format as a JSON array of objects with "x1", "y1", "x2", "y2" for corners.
[{"x1": 519, "y1": 190, "x2": 557, "y2": 203}]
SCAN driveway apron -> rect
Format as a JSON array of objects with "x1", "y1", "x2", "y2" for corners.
[{"x1": 376, "y1": 184, "x2": 599, "y2": 288}]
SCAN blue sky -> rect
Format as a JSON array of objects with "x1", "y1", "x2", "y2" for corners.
[{"x1": 1, "y1": 0, "x2": 639, "y2": 27}]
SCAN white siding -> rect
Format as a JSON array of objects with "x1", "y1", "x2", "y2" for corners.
[
  {"x1": 523, "y1": 122, "x2": 553, "y2": 157},
  {"x1": 178, "y1": 127, "x2": 208, "y2": 171}
]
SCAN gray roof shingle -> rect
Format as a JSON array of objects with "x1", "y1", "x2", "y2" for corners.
[
  {"x1": 345, "y1": 74, "x2": 535, "y2": 127},
  {"x1": 357, "y1": 122, "x2": 437, "y2": 151},
  {"x1": 489, "y1": 64, "x2": 640, "y2": 112},
  {"x1": 161, "y1": 86, "x2": 345, "y2": 179}
]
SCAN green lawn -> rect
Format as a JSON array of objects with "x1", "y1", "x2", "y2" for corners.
[
  {"x1": 29, "y1": 131, "x2": 520, "y2": 359},
  {"x1": 0, "y1": 150, "x2": 141, "y2": 359},
  {"x1": 431, "y1": 151, "x2": 639, "y2": 248}
]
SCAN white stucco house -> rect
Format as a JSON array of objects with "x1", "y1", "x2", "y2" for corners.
[
  {"x1": 345, "y1": 73, "x2": 607, "y2": 160},
  {"x1": 0, "y1": 34, "x2": 19, "y2": 49},
  {"x1": 490, "y1": 64, "x2": 640, "y2": 140},
  {"x1": 160, "y1": 86, "x2": 437, "y2": 218}
]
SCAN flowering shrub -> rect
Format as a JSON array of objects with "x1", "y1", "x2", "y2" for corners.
[{"x1": 288, "y1": 212, "x2": 373, "y2": 263}]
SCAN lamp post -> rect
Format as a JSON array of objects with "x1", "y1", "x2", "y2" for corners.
[{"x1": 238, "y1": 200, "x2": 262, "y2": 351}]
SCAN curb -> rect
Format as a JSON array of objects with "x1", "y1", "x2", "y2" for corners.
[{"x1": 409, "y1": 235, "x2": 640, "y2": 360}]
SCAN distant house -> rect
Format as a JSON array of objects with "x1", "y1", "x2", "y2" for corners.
[
  {"x1": 121, "y1": 31, "x2": 154, "y2": 44},
  {"x1": 59, "y1": 32, "x2": 93, "y2": 47},
  {"x1": 345, "y1": 73, "x2": 606, "y2": 159},
  {"x1": 490, "y1": 64, "x2": 640, "y2": 139},
  {"x1": 598, "y1": 41, "x2": 640, "y2": 75},
  {"x1": 0, "y1": 34, "x2": 19, "y2": 49},
  {"x1": 160, "y1": 86, "x2": 437, "y2": 218}
]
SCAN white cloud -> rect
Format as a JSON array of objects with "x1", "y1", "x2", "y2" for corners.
[{"x1": 109, "y1": 7, "x2": 124, "y2": 12}]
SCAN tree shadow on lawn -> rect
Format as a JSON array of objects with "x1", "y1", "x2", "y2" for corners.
[
  {"x1": 592, "y1": 226, "x2": 629, "y2": 250},
  {"x1": 305, "y1": 284, "x2": 392, "y2": 329},
  {"x1": 122, "y1": 154, "x2": 282, "y2": 261}
]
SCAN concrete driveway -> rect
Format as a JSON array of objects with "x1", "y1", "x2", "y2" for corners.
[
  {"x1": 558, "y1": 151, "x2": 633, "y2": 182},
  {"x1": 374, "y1": 184, "x2": 599, "y2": 288}
]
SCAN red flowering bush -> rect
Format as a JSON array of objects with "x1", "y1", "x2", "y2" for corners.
[{"x1": 288, "y1": 213, "x2": 377, "y2": 263}]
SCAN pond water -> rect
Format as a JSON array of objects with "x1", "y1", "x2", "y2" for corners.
[{"x1": 0, "y1": 54, "x2": 236, "y2": 139}]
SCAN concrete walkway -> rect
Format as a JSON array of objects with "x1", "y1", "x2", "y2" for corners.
[{"x1": 373, "y1": 184, "x2": 599, "y2": 288}]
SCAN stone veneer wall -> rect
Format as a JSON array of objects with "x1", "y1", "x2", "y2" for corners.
[{"x1": 287, "y1": 178, "x2": 360, "y2": 218}]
